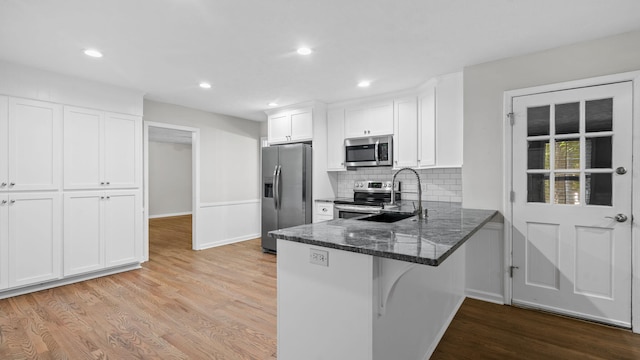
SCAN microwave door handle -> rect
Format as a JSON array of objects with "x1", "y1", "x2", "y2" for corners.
[
  {"x1": 374, "y1": 140, "x2": 380, "y2": 165},
  {"x1": 273, "y1": 165, "x2": 280, "y2": 210}
]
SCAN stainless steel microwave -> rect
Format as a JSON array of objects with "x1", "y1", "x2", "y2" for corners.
[{"x1": 344, "y1": 135, "x2": 393, "y2": 168}]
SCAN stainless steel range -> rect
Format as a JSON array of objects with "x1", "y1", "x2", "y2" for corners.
[{"x1": 333, "y1": 180, "x2": 401, "y2": 219}]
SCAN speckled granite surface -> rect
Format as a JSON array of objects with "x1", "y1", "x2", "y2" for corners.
[{"x1": 269, "y1": 201, "x2": 498, "y2": 266}]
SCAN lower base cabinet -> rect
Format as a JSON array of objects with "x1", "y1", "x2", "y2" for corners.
[
  {"x1": 2, "y1": 193, "x2": 62, "y2": 289},
  {"x1": 64, "y1": 190, "x2": 142, "y2": 277}
]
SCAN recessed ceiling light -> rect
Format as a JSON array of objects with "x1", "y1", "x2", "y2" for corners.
[
  {"x1": 268, "y1": 102, "x2": 278, "y2": 107},
  {"x1": 199, "y1": 82, "x2": 212, "y2": 89},
  {"x1": 358, "y1": 81, "x2": 371, "y2": 88},
  {"x1": 83, "y1": 49, "x2": 103, "y2": 58},
  {"x1": 297, "y1": 47, "x2": 312, "y2": 55}
]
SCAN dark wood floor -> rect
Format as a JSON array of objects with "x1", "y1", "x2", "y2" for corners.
[{"x1": 1, "y1": 214, "x2": 639, "y2": 359}]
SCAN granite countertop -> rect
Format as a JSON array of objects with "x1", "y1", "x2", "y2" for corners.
[{"x1": 269, "y1": 201, "x2": 498, "y2": 266}]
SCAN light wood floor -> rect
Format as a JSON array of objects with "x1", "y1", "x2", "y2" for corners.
[{"x1": 1, "y1": 215, "x2": 639, "y2": 359}]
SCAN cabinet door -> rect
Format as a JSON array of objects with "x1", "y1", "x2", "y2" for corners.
[
  {"x1": 290, "y1": 109, "x2": 313, "y2": 142},
  {"x1": 367, "y1": 102, "x2": 394, "y2": 136},
  {"x1": 8, "y1": 98, "x2": 61, "y2": 191},
  {"x1": 434, "y1": 72, "x2": 463, "y2": 167},
  {"x1": 268, "y1": 113, "x2": 291, "y2": 144},
  {"x1": 418, "y1": 86, "x2": 436, "y2": 168},
  {"x1": 327, "y1": 109, "x2": 346, "y2": 170},
  {"x1": 393, "y1": 97, "x2": 418, "y2": 169},
  {"x1": 64, "y1": 192, "x2": 104, "y2": 276},
  {"x1": 104, "y1": 113, "x2": 141, "y2": 189},
  {"x1": 104, "y1": 190, "x2": 141, "y2": 267},
  {"x1": 0, "y1": 194, "x2": 7, "y2": 289},
  {"x1": 344, "y1": 107, "x2": 368, "y2": 138},
  {"x1": 8, "y1": 193, "x2": 61, "y2": 288},
  {"x1": 64, "y1": 107, "x2": 104, "y2": 189},
  {"x1": 0, "y1": 96, "x2": 7, "y2": 189}
]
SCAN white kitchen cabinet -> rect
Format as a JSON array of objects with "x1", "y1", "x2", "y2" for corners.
[
  {"x1": 315, "y1": 201, "x2": 334, "y2": 222},
  {"x1": 344, "y1": 101, "x2": 393, "y2": 138},
  {"x1": 7, "y1": 193, "x2": 61, "y2": 288},
  {"x1": 433, "y1": 72, "x2": 463, "y2": 168},
  {"x1": 64, "y1": 190, "x2": 141, "y2": 276},
  {"x1": 417, "y1": 84, "x2": 436, "y2": 168},
  {"x1": 0, "y1": 194, "x2": 7, "y2": 290},
  {"x1": 327, "y1": 108, "x2": 346, "y2": 170},
  {"x1": 64, "y1": 107, "x2": 142, "y2": 190},
  {"x1": 393, "y1": 97, "x2": 418, "y2": 169},
  {"x1": 268, "y1": 108, "x2": 313, "y2": 144},
  {"x1": 1, "y1": 98, "x2": 62, "y2": 192}
]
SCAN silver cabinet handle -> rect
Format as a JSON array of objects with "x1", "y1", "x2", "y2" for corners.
[
  {"x1": 9, "y1": 182, "x2": 15, "y2": 186},
  {"x1": 1, "y1": 182, "x2": 6, "y2": 187},
  {"x1": 101, "y1": 182, "x2": 105, "y2": 185},
  {"x1": 10, "y1": 200, "x2": 15, "y2": 204},
  {"x1": 1, "y1": 200, "x2": 7, "y2": 204},
  {"x1": 101, "y1": 196, "x2": 105, "y2": 199},
  {"x1": 605, "y1": 214, "x2": 628, "y2": 222},
  {"x1": 616, "y1": 167, "x2": 627, "y2": 175},
  {"x1": 106, "y1": 182, "x2": 110, "y2": 185}
]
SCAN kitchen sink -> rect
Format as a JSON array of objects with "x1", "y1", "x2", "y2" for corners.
[{"x1": 358, "y1": 212, "x2": 415, "y2": 223}]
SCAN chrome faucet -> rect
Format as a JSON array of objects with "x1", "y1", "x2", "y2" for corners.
[{"x1": 390, "y1": 167, "x2": 424, "y2": 220}]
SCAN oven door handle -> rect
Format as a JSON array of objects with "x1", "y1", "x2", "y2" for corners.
[
  {"x1": 273, "y1": 165, "x2": 281, "y2": 210},
  {"x1": 374, "y1": 139, "x2": 380, "y2": 165}
]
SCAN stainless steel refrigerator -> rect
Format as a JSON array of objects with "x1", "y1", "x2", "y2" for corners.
[{"x1": 261, "y1": 143, "x2": 312, "y2": 253}]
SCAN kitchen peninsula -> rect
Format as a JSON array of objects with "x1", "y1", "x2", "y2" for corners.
[{"x1": 271, "y1": 202, "x2": 497, "y2": 360}]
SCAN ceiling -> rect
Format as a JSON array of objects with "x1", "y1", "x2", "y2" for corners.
[{"x1": 2, "y1": 1, "x2": 640, "y2": 122}]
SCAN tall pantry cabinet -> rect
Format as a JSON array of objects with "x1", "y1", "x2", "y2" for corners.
[{"x1": 0, "y1": 96, "x2": 142, "y2": 296}]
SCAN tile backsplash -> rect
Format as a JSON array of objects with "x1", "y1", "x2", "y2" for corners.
[{"x1": 336, "y1": 167, "x2": 462, "y2": 203}]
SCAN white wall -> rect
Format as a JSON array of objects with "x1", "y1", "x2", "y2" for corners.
[
  {"x1": 148, "y1": 141, "x2": 192, "y2": 217},
  {"x1": 0, "y1": 60, "x2": 143, "y2": 115},
  {"x1": 144, "y1": 100, "x2": 262, "y2": 248},
  {"x1": 144, "y1": 100, "x2": 261, "y2": 203},
  {"x1": 463, "y1": 30, "x2": 640, "y2": 210}
]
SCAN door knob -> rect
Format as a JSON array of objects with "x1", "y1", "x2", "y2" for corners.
[{"x1": 605, "y1": 214, "x2": 628, "y2": 222}]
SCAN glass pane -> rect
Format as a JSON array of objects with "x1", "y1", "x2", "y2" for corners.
[
  {"x1": 555, "y1": 102, "x2": 579, "y2": 134},
  {"x1": 586, "y1": 98, "x2": 612, "y2": 132},
  {"x1": 586, "y1": 173, "x2": 612, "y2": 206},
  {"x1": 555, "y1": 173, "x2": 580, "y2": 205},
  {"x1": 585, "y1": 137, "x2": 612, "y2": 169},
  {"x1": 555, "y1": 138, "x2": 580, "y2": 169},
  {"x1": 528, "y1": 173, "x2": 550, "y2": 203},
  {"x1": 528, "y1": 140, "x2": 549, "y2": 170},
  {"x1": 527, "y1": 105, "x2": 550, "y2": 136}
]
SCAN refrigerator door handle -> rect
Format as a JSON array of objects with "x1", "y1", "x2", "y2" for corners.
[{"x1": 274, "y1": 165, "x2": 282, "y2": 210}]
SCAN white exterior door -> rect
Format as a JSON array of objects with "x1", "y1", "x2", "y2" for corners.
[
  {"x1": 8, "y1": 193, "x2": 61, "y2": 288},
  {"x1": 8, "y1": 98, "x2": 61, "y2": 191},
  {"x1": 64, "y1": 192, "x2": 104, "y2": 276},
  {"x1": 64, "y1": 107, "x2": 104, "y2": 189},
  {"x1": 511, "y1": 81, "x2": 633, "y2": 327}
]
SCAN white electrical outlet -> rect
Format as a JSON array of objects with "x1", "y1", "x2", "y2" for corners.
[{"x1": 310, "y1": 248, "x2": 329, "y2": 267}]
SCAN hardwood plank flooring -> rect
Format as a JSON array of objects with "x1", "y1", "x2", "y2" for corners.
[{"x1": 1, "y1": 214, "x2": 639, "y2": 359}]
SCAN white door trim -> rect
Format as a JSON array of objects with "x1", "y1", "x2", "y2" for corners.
[
  {"x1": 143, "y1": 121, "x2": 201, "y2": 259},
  {"x1": 503, "y1": 70, "x2": 640, "y2": 333}
]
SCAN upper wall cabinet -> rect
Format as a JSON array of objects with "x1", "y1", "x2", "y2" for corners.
[
  {"x1": 393, "y1": 97, "x2": 418, "y2": 169},
  {"x1": 344, "y1": 101, "x2": 393, "y2": 139},
  {"x1": 0, "y1": 97, "x2": 62, "y2": 191},
  {"x1": 268, "y1": 107, "x2": 313, "y2": 144},
  {"x1": 393, "y1": 72, "x2": 463, "y2": 169},
  {"x1": 64, "y1": 106, "x2": 142, "y2": 190},
  {"x1": 327, "y1": 108, "x2": 346, "y2": 170}
]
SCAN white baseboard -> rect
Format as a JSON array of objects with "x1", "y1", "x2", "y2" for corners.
[
  {"x1": 149, "y1": 211, "x2": 192, "y2": 219},
  {"x1": 0, "y1": 263, "x2": 141, "y2": 300},
  {"x1": 196, "y1": 200, "x2": 260, "y2": 250},
  {"x1": 466, "y1": 289, "x2": 505, "y2": 305}
]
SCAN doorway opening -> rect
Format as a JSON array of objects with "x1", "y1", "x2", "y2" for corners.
[{"x1": 144, "y1": 122, "x2": 200, "y2": 260}]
